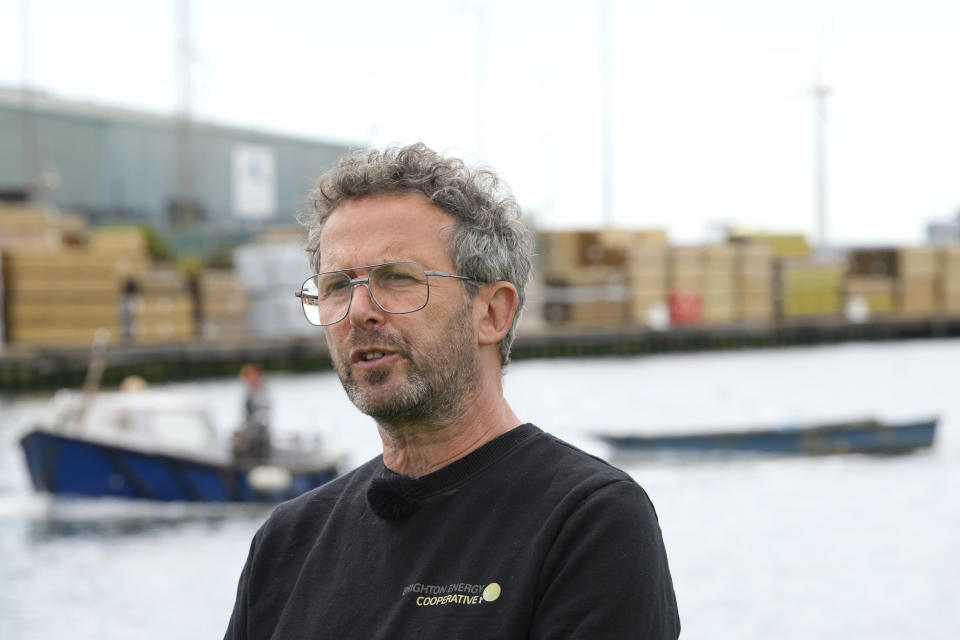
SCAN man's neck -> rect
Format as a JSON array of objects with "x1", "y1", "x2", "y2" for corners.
[{"x1": 377, "y1": 392, "x2": 520, "y2": 479}]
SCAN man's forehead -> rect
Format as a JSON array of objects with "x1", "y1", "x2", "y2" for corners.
[{"x1": 318, "y1": 194, "x2": 457, "y2": 269}]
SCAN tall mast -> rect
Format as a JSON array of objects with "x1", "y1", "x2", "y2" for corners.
[
  {"x1": 812, "y1": 77, "x2": 830, "y2": 250},
  {"x1": 175, "y1": 0, "x2": 196, "y2": 226},
  {"x1": 19, "y1": 0, "x2": 38, "y2": 196},
  {"x1": 599, "y1": 0, "x2": 613, "y2": 228}
]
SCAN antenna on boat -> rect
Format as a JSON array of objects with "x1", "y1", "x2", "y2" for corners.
[{"x1": 75, "y1": 328, "x2": 112, "y2": 429}]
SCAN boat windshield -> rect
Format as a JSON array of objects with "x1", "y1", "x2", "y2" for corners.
[
  {"x1": 82, "y1": 401, "x2": 218, "y2": 454},
  {"x1": 148, "y1": 409, "x2": 217, "y2": 451}
]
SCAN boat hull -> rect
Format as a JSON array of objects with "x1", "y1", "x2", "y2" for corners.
[
  {"x1": 596, "y1": 418, "x2": 937, "y2": 456},
  {"x1": 20, "y1": 430, "x2": 338, "y2": 503}
]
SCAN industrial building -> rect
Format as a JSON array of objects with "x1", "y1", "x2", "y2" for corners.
[{"x1": 0, "y1": 87, "x2": 353, "y2": 252}]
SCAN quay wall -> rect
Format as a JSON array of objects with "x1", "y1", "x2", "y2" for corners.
[{"x1": 3, "y1": 317, "x2": 960, "y2": 392}]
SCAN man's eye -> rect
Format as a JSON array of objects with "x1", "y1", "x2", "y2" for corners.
[
  {"x1": 321, "y1": 278, "x2": 350, "y2": 295},
  {"x1": 384, "y1": 271, "x2": 416, "y2": 282}
]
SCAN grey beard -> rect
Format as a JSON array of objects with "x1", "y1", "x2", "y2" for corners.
[
  {"x1": 348, "y1": 354, "x2": 464, "y2": 426},
  {"x1": 336, "y1": 303, "x2": 478, "y2": 429}
]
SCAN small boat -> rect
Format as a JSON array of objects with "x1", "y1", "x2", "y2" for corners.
[
  {"x1": 595, "y1": 417, "x2": 938, "y2": 456},
  {"x1": 19, "y1": 332, "x2": 340, "y2": 503},
  {"x1": 20, "y1": 388, "x2": 342, "y2": 502}
]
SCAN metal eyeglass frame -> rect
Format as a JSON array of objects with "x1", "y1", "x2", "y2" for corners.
[{"x1": 295, "y1": 261, "x2": 477, "y2": 326}]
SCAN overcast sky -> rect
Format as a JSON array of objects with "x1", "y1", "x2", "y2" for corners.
[{"x1": 2, "y1": 0, "x2": 959, "y2": 245}]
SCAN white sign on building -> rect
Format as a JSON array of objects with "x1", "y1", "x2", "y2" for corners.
[{"x1": 232, "y1": 145, "x2": 277, "y2": 220}]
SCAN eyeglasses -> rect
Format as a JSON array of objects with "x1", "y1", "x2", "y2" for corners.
[{"x1": 295, "y1": 261, "x2": 476, "y2": 326}]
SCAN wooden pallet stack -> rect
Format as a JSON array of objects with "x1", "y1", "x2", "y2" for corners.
[
  {"x1": 939, "y1": 246, "x2": 960, "y2": 315},
  {"x1": 540, "y1": 231, "x2": 629, "y2": 328},
  {"x1": 0, "y1": 204, "x2": 85, "y2": 252},
  {"x1": 668, "y1": 246, "x2": 703, "y2": 325},
  {"x1": 897, "y1": 247, "x2": 938, "y2": 317},
  {"x1": 542, "y1": 265, "x2": 626, "y2": 327},
  {"x1": 735, "y1": 243, "x2": 775, "y2": 324},
  {"x1": 778, "y1": 258, "x2": 846, "y2": 320},
  {"x1": 126, "y1": 269, "x2": 196, "y2": 343},
  {"x1": 846, "y1": 249, "x2": 897, "y2": 317},
  {"x1": 196, "y1": 270, "x2": 251, "y2": 340},
  {"x1": 700, "y1": 245, "x2": 736, "y2": 326},
  {"x1": 727, "y1": 230, "x2": 812, "y2": 259},
  {"x1": 625, "y1": 242, "x2": 668, "y2": 325},
  {"x1": 1, "y1": 209, "x2": 149, "y2": 347}
]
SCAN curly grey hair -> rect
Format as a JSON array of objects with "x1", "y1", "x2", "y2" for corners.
[{"x1": 300, "y1": 143, "x2": 534, "y2": 367}]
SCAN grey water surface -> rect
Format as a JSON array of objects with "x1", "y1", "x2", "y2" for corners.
[{"x1": 1, "y1": 339, "x2": 958, "y2": 639}]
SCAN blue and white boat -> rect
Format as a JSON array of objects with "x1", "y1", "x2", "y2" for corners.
[{"x1": 20, "y1": 388, "x2": 341, "y2": 503}]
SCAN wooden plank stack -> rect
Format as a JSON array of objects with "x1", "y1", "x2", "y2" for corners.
[
  {"x1": 542, "y1": 265, "x2": 626, "y2": 327},
  {"x1": 126, "y1": 269, "x2": 196, "y2": 343},
  {"x1": 700, "y1": 245, "x2": 736, "y2": 326},
  {"x1": 667, "y1": 246, "x2": 703, "y2": 326},
  {"x1": 196, "y1": 270, "x2": 251, "y2": 340},
  {"x1": 727, "y1": 231, "x2": 812, "y2": 258},
  {"x1": 778, "y1": 258, "x2": 845, "y2": 319},
  {"x1": 0, "y1": 204, "x2": 84, "y2": 252},
  {"x1": 666, "y1": 247, "x2": 704, "y2": 325},
  {"x1": 897, "y1": 247, "x2": 937, "y2": 317},
  {"x1": 735, "y1": 243, "x2": 775, "y2": 324},
  {"x1": 939, "y1": 246, "x2": 960, "y2": 315},
  {"x1": 664, "y1": 244, "x2": 746, "y2": 326},
  {"x1": 3, "y1": 250, "x2": 127, "y2": 346},
  {"x1": 845, "y1": 276, "x2": 896, "y2": 315},
  {"x1": 1, "y1": 210, "x2": 150, "y2": 347},
  {"x1": 541, "y1": 231, "x2": 634, "y2": 328},
  {"x1": 625, "y1": 243, "x2": 668, "y2": 324},
  {"x1": 846, "y1": 249, "x2": 897, "y2": 316}
]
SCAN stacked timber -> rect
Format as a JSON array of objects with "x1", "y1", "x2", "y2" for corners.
[
  {"x1": 196, "y1": 270, "x2": 251, "y2": 340},
  {"x1": 1, "y1": 212, "x2": 149, "y2": 347},
  {"x1": 666, "y1": 244, "x2": 738, "y2": 326},
  {"x1": 0, "y1": 204, "x2": 85, "y2": 252},
  {"x1": 126, "y1": 269, "x2": 195, "y2": 343},
  {"x1": 735, "y1": 243, "x2": 775, "y2": 324},
  {"x1": 542, "y1": 266, "x2": 626, "y2": 327},
  {"x1": 700, "y1": 245, "x2": 736, "y2": 326},
  {"x1": 539, "y1": 230, "x2": 579, "y2": 274},
  {"x1": 845, "y1": 276, "x2": 896, "y2": 316},
  {"x1": 727, "y1": 230, "x2": 812, "y2": 258},
  {"x1": 625, "y1": 243, "x2": 668, "y2": 325},
  {"x1": 540, "y1": 230, "x2": 670, "y2": 328},
  {"x1": 3, "y1": 249, "x2": 131, "y2": 346},
  {"x1": 540, "y1": 230, "x2": 627, "y2": 327},
  {"x1": 778, "y1": 258, "x2": 845, "y2": 320},
  {"x1": 939, "y1": 246, "x2": 960, "y2": 315},
  {"x1": 846, "y1": 249, "x2": 897, "y2": 317},
  {"x1": 668, "y1": 246, "x2": 703, "y2": 325},
  {"x1": 898, "y1": 247, "x2": 937, "y2": 317},
  {"x1": 596, "y1": 230, "x2": 669, "y2": 326}
]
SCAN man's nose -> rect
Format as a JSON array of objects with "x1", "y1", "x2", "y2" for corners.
[{"x1": 347, "y1": 282, "x2": 385, "y2": 328}]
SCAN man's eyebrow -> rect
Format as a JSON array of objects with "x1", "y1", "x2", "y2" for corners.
[{"x1": 323, "y1": 259, "x2": 409, "y2": 275}]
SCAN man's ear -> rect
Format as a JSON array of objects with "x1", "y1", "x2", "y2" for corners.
[{"x1": 476, "y1": 282, "x2": 519, "y2": 347}]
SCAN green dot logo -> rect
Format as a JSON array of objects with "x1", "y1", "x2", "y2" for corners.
[{"x1": 482, "y1": 583, "x2": 502, "y2": 602}]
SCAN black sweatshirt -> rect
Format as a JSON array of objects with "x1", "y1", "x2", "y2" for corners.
[{"x1": 225, "y1": 424, "x2": 680, "y2": 639}]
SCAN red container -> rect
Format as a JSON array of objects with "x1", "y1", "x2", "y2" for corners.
[{"x1": 669, "y1": 290, "x2": 702, "y2": 325}]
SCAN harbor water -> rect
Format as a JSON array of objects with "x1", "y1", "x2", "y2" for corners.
[{"x1": 1, "y1": 339, "x2": 958, "y2": 639}]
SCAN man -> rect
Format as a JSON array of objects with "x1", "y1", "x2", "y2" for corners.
[
  {"x1": 232, "y1": 364, "x2": 271, "y2": 463},
  {"x1": 224, "y1": 143, "x2": 680, "y2": 639}
]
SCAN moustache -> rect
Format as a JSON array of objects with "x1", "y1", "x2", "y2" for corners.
[{"x1": 343, "y1": 328, "x2": 411, "y2": 359}]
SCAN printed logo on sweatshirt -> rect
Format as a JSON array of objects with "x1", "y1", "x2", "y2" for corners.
[{"x1": 401, "y1": 581, "x2": 502, "y2": 607}]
